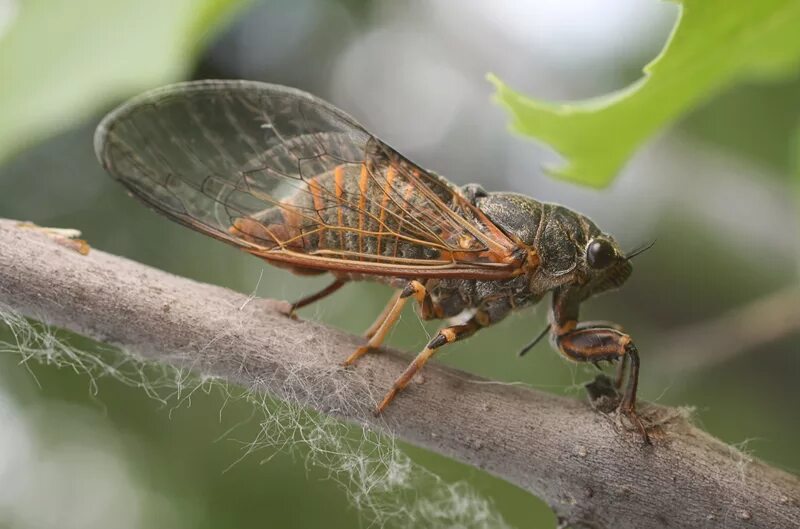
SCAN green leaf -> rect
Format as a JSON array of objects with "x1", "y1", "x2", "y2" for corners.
[
  {"x1": 489, "y1": 0, "x2": 800, "y2": 188},
  {"x1": 0, "y1": 0, "x2": 250, "y2": 163}
]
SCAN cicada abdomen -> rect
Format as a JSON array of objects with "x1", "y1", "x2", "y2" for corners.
[{"x1": 230, "y1": 151, "x2": 487, "y2": 270}]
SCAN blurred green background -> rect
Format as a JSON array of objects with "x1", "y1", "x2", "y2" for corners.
[{"x1": 1, "y1": 1, "x2": 798, "y2": 528}]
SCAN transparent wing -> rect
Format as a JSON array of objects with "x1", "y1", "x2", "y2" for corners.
[{"x1": 95, "y1": 80, "x2": 522, "y2": 279}]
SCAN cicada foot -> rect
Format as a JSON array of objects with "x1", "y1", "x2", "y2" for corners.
[
  {"x1": 343, "y1": 345, "x2": 373, "y2": 367},
  {"x1": 618, "y1": 401, "x2": 651, "y2": 445},
  {"x1": 586, "y1": 373, "x2": 651, "y2": 445},
  {"x1": 273, "y1": 300, "x2": 297, "y2": 320}
]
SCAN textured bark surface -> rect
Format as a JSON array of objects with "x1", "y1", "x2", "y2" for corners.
[{"x1": 1, "y1": 218, "x2": 798, "y2": 529}]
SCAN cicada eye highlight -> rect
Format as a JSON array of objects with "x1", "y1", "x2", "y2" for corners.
[{"x1": 586, "y1": 239, "x2": 616, "y2": 269}]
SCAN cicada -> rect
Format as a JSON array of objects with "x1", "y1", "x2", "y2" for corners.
[{"x1": 95, "y1": 80, "x2": 649, "y2": 440}]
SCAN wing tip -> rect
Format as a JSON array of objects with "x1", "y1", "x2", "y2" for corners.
[
  {"x1": 93, "y1": 111, "x2": 114, "y2": 170},
  {"x1": 93, "y1": 79, "x2": 305, "y2": 170}
]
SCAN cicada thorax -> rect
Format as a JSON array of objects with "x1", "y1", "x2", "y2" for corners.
[{"x1": 229, "y1": 159, "x2": 482, "y2": 273}]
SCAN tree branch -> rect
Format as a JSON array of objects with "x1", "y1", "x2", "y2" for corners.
[
  {"x1": 652, "y1": 285, "x2": 800, "y2": 376},
  {"x1": 1, "y1": 218, "x2": 798, "y2": 529}
]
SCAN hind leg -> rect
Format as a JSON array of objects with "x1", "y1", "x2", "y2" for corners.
[
  {"x1": 289, "y1": 278, "x2": 347, "y2": 313},
  {"x1": 344, "y1": 281, "x2": 430, "y2": 366},
  {"x1": 364, "y1": 290, "x2": 402, "y2": 339}
]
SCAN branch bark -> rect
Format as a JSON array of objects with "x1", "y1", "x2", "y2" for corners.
[{"x1": 1, "y1": 218, "x2": 798, "y2": 529}]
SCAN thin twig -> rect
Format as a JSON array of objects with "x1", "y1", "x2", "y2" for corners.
[
  {"x1": 0, "y1": 219, "x2": 798, "y2": 529},
  {"x1": 652, "y1": 286, "x2": 800, "y2": 376}
]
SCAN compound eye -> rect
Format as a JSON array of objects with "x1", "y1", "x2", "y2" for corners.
[{"x1": 586, "y1": 239, "x2": 616, "y2": 269}]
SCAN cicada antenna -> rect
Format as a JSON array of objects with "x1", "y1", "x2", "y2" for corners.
[{"x1": 625, "y1": 239, "x2": 656, "y2": 261}]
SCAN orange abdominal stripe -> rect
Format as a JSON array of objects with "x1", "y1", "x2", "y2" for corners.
[{"x1": 230, "y1": 218, "x2": 285, "y2": 249}]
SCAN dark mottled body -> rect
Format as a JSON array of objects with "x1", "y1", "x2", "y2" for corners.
[{"x1": 262, "y1": 168, "x2": 628, "y2": 328}]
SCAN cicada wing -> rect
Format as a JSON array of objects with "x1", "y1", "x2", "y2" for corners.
[
  {"x1": 96, "y1": 80, "x2": 366, "y2": 243},
  {"x1": 96, "y1": 80, "x2": 522, "y2": 278}
]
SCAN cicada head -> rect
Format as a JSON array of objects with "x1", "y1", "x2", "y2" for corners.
[
  {"x1": 538, "y1": 204, "x2": 632, "y2": 299},
  {"x1": 475, "y1": 192, "x2": 632, "y2": 298},
  {"x1": 540, "y1": 205, "x2": 632, "y2": 299},
  {"x1": 578, "y1": 231, "x2": 632, "y2": 299}
]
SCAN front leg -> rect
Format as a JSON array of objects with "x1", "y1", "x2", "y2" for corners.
[
  {"x1": 550, "y1": 289, "x2": 648, "y2": 443},
  {"x1": 568, "y1": 321, "x2": 627, "y2": 388}
]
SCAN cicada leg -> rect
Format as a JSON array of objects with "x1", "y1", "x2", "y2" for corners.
[
  {"x1": 565, "y1": 321, "x2": 628, "y2": 389},
  {"x1": 550, "y1": 291, "x2": 649, "y2": 444},
  {"x1": 344, "y1": 280, "x2": 430, "y2": 366},
  {"x1": 614, "y1": 352, "x2": 629, "y2": 390},
  {"x1": 289, "y1": 278, "x2": 347, "y2": 313},
  {"x1": 365, "y1": 281, "x2": 441, "y2": 339},
  {"x1": 375, "y1": 311, "x2": 489, "y2": 413},
  {"x1": 575, "y1": 320, "x2": 628, "y2": 390},
  {"x1": 364, "y1": 290, "x2": 402, "y2": 339},
  {"x1": 555, "y1": 326, "x2": 647, "y2": 443}
]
